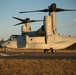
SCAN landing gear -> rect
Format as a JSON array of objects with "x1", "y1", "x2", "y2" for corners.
[
  {"x1": 44, "y1": 48, "x2": 54, "y2": 53},
  {"x1": 3, "y1": 47, "x2": 8, "y2": 52},
  {"x1": 4, "y1": 49, "x2": 8, "y2": 52},
  {"x1": 50, "y1": 48, "x2": 54, "y2": 53},
  {"x1": 44, "y1": 49, "x2": 48, "y2": 53}
]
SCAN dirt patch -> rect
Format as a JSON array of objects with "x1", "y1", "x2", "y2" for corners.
[{"x1": 0, "y1": 59, "x2": 76, "y2": 75}]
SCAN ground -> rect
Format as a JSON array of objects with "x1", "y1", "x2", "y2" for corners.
[
  {"x1": 0, "y1": 48, "x2": 76, "y2": 75},
  {"x1": 0, "y1": 59, "x2": 76, "y2": 75}
]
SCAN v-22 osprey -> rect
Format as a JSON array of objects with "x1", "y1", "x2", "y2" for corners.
[{"x1": 1, "y1": 3, "x2": 76, "y2": 52}]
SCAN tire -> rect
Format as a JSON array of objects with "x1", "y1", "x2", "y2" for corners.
[
  {"x1": 4, "y1": 47, "x2": 8, "y2": 52},
  {"x1": 5, "y1": 49, "x2": 8, "y2": 52},
  {"x1": 50, "y1": 48, "x2": 54, "y2": 53},
  {"x1": 44, "y1": 49, "x2": 48, "y2": 53}
]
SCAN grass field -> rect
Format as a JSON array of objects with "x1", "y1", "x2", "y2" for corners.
[
  {"x1": 0, "y1": 59, "x2": 76, "y2": 75},
  {"x1": 0, "y1": 47, "x2": 76, "y2": 75}
]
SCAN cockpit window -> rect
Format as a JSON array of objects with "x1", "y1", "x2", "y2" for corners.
[{"x1": 8, "y1": 35, "x2": 18, "y2": 41}]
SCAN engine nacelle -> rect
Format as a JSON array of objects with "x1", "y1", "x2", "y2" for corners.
[
  {"x1": 21, "y1": 23, "x2": 31, "y2": 33},
  {"x1": 44, "y1": 16, "x2": 54, "y2": 44}
]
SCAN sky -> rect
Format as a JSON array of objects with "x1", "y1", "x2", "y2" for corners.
[{"x1": 0, "y1": 0, "x2": 76, "y2": 40}]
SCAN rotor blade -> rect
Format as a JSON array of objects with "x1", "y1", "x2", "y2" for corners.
[
  {"x1": 31, "y1": 20, "x2": 43, "y2": 22},
  {"x1": 13, "y1": 17, "x2": 24, "y2": 21},
  {"x1": 56, "y1": 8, "x2": 76, "y2": 12},
  {"x1": 14, "y1": 20, "x2": 43, "y2": 26},
  {"x1": 14, "y1": 22, "x2": 23, "y2": 26},
  {"x1": 19, "y1": 9, "x2": 49, "y2": 13}
]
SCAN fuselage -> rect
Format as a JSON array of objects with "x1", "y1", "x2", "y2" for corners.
[
  {"x1": 1, "y1": 31, "x2": 76, "y2": 50},
  {"x1": 1, "y1": 15, "x2": 76, "y2": 50}
]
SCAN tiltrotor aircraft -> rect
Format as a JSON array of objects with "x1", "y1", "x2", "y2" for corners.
[{"x1": 1, "y1": 3, "x2": 76, "y2": 52}]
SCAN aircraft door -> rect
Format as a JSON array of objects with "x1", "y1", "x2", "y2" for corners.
[{"x1": 17, "y1": 35, "x2": 26, "y2": 48}]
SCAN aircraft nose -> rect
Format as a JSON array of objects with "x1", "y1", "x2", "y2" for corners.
[
  {"x1": 0, "y1": 42, "x2": 6, "y2": 48},
  {"x1": 0, "y1": 42, "x2": 4, "y2": 48}
]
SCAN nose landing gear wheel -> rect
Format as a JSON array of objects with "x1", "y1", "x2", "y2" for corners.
[
  {"x1": 5, "y1": 49, "x2": 8, "y2": 52},
  {"x1": 4, "y1": 46, "x2": 8, "y2": 52}
]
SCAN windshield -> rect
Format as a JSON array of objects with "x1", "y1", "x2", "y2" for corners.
[{"x1": 8, "y1": 35, "x2": 18, "y2": 41}]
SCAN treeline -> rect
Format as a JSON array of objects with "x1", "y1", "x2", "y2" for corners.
[{"x1": 0, "y1": 38, "x2": 5, "y2": 47}]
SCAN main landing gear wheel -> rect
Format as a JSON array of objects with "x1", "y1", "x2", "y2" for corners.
[
  {"x1": 44, "y1": 48, "x2": 54, "y2": 53},
  {"x1": 44, "y1": 49, "x2": 48, "y2": 53},
  {"x1": 50, "y1": 48, "x2": 54, "y2": 53}
]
